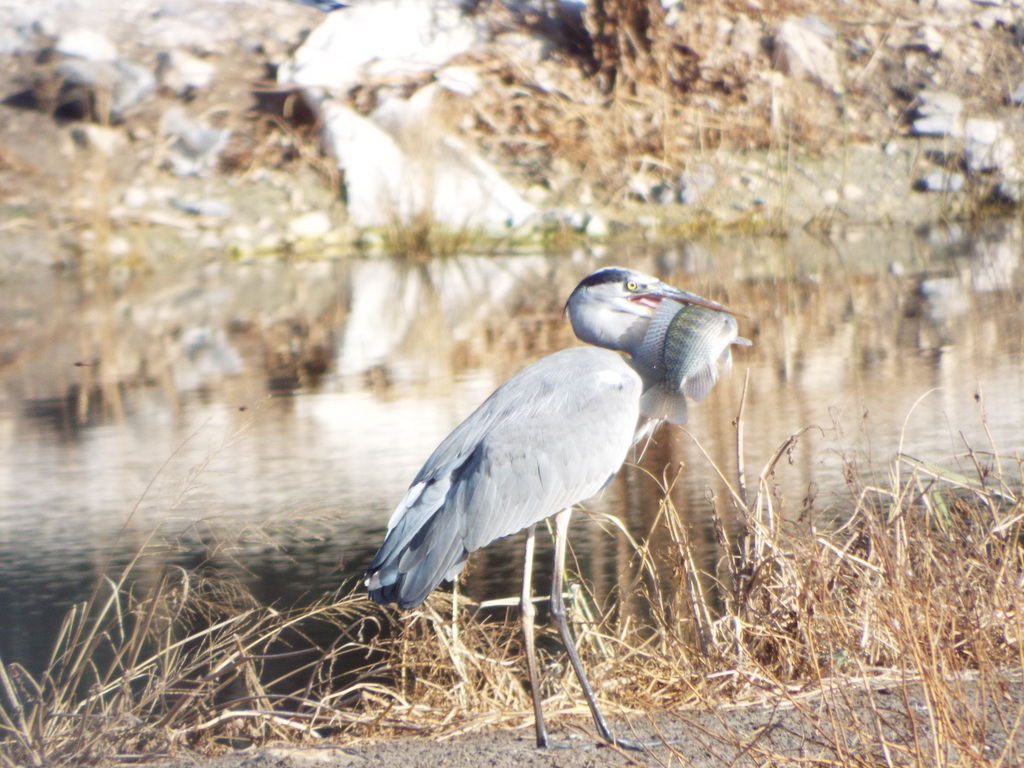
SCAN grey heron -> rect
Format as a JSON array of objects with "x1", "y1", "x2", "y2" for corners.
[{"x1": 364, "y1": 266, "x2": 740, "y2": 748}]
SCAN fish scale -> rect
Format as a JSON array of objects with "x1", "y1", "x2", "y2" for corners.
[{"x1": 636, "y1": 298, "x2": 751, "y2": 426}]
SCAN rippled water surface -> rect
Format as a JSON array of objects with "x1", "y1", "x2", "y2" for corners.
[{"x1": 2, "y1": 222, "x2": 1023, "y2": 676}]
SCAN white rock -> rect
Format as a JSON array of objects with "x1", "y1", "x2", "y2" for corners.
[
  {"x1": 278, "y1": 0, "x2": 486, "y2": 91},
  {"x1": 842, "y1": 183, "x2": 864, "y2": 201},
  {"x1": 108, "y1": 236, "x2": 131, "y2": 259},
  {"x1": 289, "y1": 211, "x2": 333, "y2": 239},
  {"x1": 170, "y1": 198, "x2": 232, "y2": 217},
  {"x1": 916, "y1": 90, "x2": 963, "y2": 117},
  {"x1": 321, "y1": 102, "x2": 535, "y2": 232},
  {"x1": 492, "y1": 32, "x2": 550, "y2": 70},
  {"x1": 729, "y1": 14, "x2": 761, "y2": 59},
  {"x1": 772, "y1": 16, "x2": 841, "y2": 92},
  {"x1": 157, "y1": 50, "x2": 217, "y2": 95},
  {"x1": 122, "y1": 187, "x2": 150, "y2": 208},
  {"x1": 54, "y1": 28, "x2": 118, "y2": 62},
  {"x1": 963, "y1": 118, "x2": 1015, "y2": 173},
  {"x1": 70, "y1": 124, "x2": 123, "y2": 156},
  {"x1": 912, "y1": 114, "x2": 961, "y2": 137},
  {"x1": 54, "y1": 59, "x2": 156, "y2": 122},
  {"x1": 974, "y1": 7, "x2": 1015, "y2": 30},
  {"x1": 161, "y1": 106, "x2": 231, "y2": 177},
  {"x1": 931, "y1": 0, "x2": 972, "y2": 13},
  {"x1": 435, "y1": 66, "x2": 482, "y2": 97},
  {"x1": 678, "y1": 165, "x2": 716, "y2": 205},
  {"x1": 370, "y1": 84, "x2": 442, "y2": 139},
  {"x1": 0, "y1": 26, "x2": 30, "y2": 56},
  {"x1": 583, "y1": 214, "x2": 609, "y2": 237},
  {"x1": 911, "y1": 91, "x2": 963, "y2": 137},
  {"x1": 905, "y1": 26, "x2": 944, "y2": 56},
  {"x1": 321, "y1": 104, "x2": 407, "y2": 227},
  {"x1": 917, "y1": 170, "x2": 965, "y2": 192}
]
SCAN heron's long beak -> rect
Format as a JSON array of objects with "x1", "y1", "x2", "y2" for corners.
[{"x1": 632, "y1": 282, "x2": 739, "y2": 315}]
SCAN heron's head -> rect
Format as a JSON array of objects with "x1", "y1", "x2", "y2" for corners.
[{"x1": 565, "y1": 267, "x2": 729, "y2": 355}]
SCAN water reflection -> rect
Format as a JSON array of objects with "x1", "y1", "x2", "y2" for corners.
[{"x1": 1, "y1": 222, "x2": 1023, "y2": 678}]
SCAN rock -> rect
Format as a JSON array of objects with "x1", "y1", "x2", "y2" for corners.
[
  {"x1": 290, "y1": 0, "x2": 350, "y2": 10},
  {"x1": 122, "y1": 187, "x2": 150, "y2": 208},
  {"x1": 583, "y1": 213, "x2": 608, "y2": 237},
  {"x1": 53, "y1": 28, "x2": 118, "y2": 62},
  {"x1": 843, "y1": 183, "x2": 865, "y2": 201},
  {"x1": 289, "y1": 211, "x2": 333, "y2": 239},
  {"x1": 370, "y1": 83, "x2": 442, "y2": 138},
  {"x1": 915, "y1": 169, "x2": 965, "y2": 192},
  {"x1": 435, "y1": 66, "x2": 482, "y2": 97},
  {"x1": 772, "y1": 16, "x2": 841, "y2": 92},
  {"x1": 904, "y1": 26, "x2": 944, "y2": 56},
  {"x1": 910, "y1": 90, "x2": 962, "y2": 137},
  {"x1": 542, "y1": 208, "x2": 587, "y2": 230},
  {"x1": 678, "y1": 165, "x2": 716, "y2": 205},
  {"x1": 277, "y1": 0, "x2": 486, "y2": 91},
  {"x1": 627, "y1": 173, "x2": 655, "y2": 202},
  {"x1": 651, "y1": 182, "x2": 676, "y2": 205},
  {"x1": 147, "y1": 10, "x2": 230, "y2": 54},
  {"x1": 0, "y1": 25, "x2": 31, "y2": 56},
  {"x1": 931, "y1": 0, "x2": 972, "y2": 13},
  {"x1": 492, "y1": 32, "x2": 550, "y2": 70},
  {"x1": 157, "y1": 50, "x2": 217, "y2": 96},
  {"x1": 320, "y1": 103, "x2": 407, "y2": 227},
  {"x1": 52, "y1": 58, "x2": 156, "y2": 122},
  {"x1": 161, "y1": 106, "x2": 231, "y2": 177},
  {"x1": 974, "y1": 7, "x2": 1015, "y2": 30},
  {"x1": 70, "y1": 124, "x2": 123, "y2": 156},
  {"x1": 729, "y1": 14, "x2": 762, "y2": 59},
  {"x1": 962, "y1": 118, "x2": 1015, "y2": 173},
  {"x1": 170, "y1": 197, "x2": 232, "y2": 217},
  {"x1": 994, "y1": 174, "x2": 1024, "y2": 204},
  {"x1": 321, "y1": 102, "x2": 536, "y2": 232}
]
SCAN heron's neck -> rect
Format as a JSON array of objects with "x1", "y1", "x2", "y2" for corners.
[{"x1": 575, "y1": 310, "x2": 650, "y2": 357}]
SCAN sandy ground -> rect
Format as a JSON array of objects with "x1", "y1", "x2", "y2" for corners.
[{"x1": 137, "y1": 673, "x2": 1024, "y2": 768}]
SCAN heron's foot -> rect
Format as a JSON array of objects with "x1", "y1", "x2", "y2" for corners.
[
  {"x1": 535, "y1": 733, "x2": 678, "y2": 751},
  {"x1": 607, "y1": 735, "x2": 681, "y2": 751}
]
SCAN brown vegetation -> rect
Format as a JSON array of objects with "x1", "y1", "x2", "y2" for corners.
[{"x1": 2, "y1": 411, "x2": 1021, "y2": 766}]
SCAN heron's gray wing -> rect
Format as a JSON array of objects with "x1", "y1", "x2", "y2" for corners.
[
  {"x1": 459, "y1": 357, "x2": 640, "y2": 550},
  {"x1": 365, "y1": 347, "x2": 640, "y2": 609}
]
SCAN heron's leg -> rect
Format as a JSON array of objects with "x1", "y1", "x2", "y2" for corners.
[
  {"x1": 521, "y1": 524, "x2": 549, "y2": 748},
  {"x1": 549, "y1": 507, "x2": 617, "y2": 745}
]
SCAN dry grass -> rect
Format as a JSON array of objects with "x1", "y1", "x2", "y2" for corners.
[{"x1": 2, "y1": 410, "x2": 1022, "y2": 766}]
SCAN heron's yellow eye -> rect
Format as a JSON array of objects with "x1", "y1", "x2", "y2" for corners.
[{"x1": 625, "y1": 280, "x2": 638, "y2": 292}]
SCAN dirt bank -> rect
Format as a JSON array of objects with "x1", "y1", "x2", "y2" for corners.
[{"x1": 136, "y1": 673, "x2": 1024, "y2": 768}]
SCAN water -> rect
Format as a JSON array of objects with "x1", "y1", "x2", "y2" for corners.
[{"x1": 2, "y1": 222, "x2": 1023, "y2": 678}]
